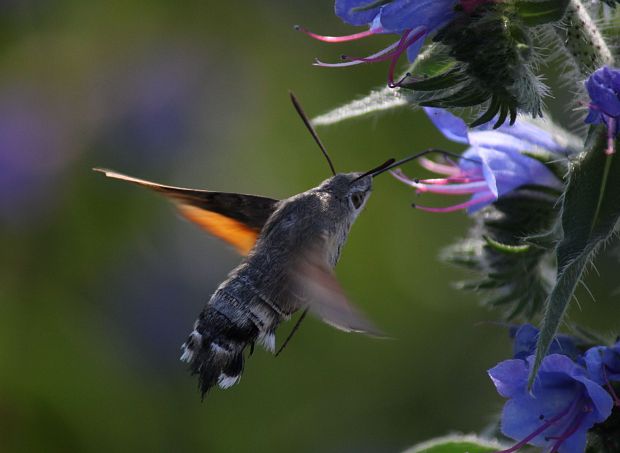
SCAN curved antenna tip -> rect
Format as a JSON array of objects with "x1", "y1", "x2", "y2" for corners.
[{"x1": 289, "y1": 92, "x2": 337, "y2": 176}]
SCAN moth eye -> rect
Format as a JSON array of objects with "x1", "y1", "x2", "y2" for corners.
[{"x1": 351, "y1": 192, "x2": 364, "y2": 209}]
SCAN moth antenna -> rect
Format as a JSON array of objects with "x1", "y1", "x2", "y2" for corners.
[
  {"x1": 275, "y1": 307, "x2": 309, "y2": 357},
  {"x1": 289, "y1": 91, "x2": 337, "y2": 176},
  {"x1": 370, "y1": 148, "x2": 482, "y2": 177}
]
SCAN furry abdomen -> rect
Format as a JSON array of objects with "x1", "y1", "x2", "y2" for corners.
[{"x1": 180, "y1": 267, "x2": 290, "y2": 396}]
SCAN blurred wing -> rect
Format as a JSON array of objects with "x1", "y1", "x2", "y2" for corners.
[
  {"x1": 292, "y1": 246, "x2": 384, "y2": 337},
  {"x1": 94, "y1": 168, "x2": 279, "y2": 255}
]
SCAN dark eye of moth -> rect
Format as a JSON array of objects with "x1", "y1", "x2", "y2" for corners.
[{"x1": 351, "y1": 192, "x2": 364, "y2": 209}]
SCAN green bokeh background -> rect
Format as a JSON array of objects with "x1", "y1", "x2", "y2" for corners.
[{"x1": 1, "y1": 1, "x2": 619, "y2": 452}]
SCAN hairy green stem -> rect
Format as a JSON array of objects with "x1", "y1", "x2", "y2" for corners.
[{"x1": 558, "y1": 0, "x2": 615, "y2": 75}]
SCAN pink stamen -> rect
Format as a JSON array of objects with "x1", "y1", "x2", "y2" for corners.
[
  {"x1": 386, "y1": 31, "x2": 414, "y2": 87},
  {"x1": 415, "y1": 180, "x2": 489, "y2": 195},
  {"x1": 334, "y1": 28, "x2": 416, "y2": 67},
  {"x1": 341, "y1": 41, "x2": 408, "y2": 64},
  {"x1": 414, "y1": 193, "x2": 496, "y2": 213},
  {"x1": 304, "y1": 21, "x2": 427, "y2": 87},
  {"x1": 295, "y1": 25, "x2": 380, "y2": 43},
  {"x1": 603, "y1": 366, "x2": 620, "y2": 406},
  {"x1": 391, "y1": 169, "x2": 487, "y2": 195},
  {"x1": 419, "y1": 177, "x2": 478, "y2": 184},
  {"x1": 314, "y1": 40, "x2": 401, "y2": 68},
  {"x1": 606, "y1": 117, "x2": 617, "y2": 155},
  {"x1": 492, "y1": 403, "x2": 574, "y2": 453},
  {"x1": 418, "y1": 157, "x2": 462, "y2": 176},
  {"x1": 387, "y1": 29, "x2": 427, "y2": 88},
  {"x1": 390, "y1": 71, "x2": 413, "y2": 88},
  {"x1": 549, "y1": 404, "x2": 590, "y2": 452},
  {"x1": 390, "y1": 169, "x2": 419, "y2": 188}
]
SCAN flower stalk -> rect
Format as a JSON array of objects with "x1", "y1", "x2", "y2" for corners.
[{"x1": 557, "y1": 0, "x2": 615, "y2": 76}]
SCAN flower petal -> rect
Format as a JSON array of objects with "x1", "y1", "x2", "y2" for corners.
[
  {"x1": 473, "y1": 120, "x2": 572, "y2": 155},
  {"x1": 500, "y1": 393, "x2": 575, "y2": 451},
  {"x1": 585, "y1": 342, "x2": 620, "y2": 384},
  {"x1": 464, "y1": 147, "x2": 561, "y2": 198},
  {"x1": 513, "y1": 324, "x2": 540, "y2": 360},
  {"x1": 462, "y1": 148, "x2": 498, "y2": 197},
  {"x1": 585, "y1": 109, "x2": 603, "y2": 125},
  {"x1": 423, "y1": 107, "x2": 469, "y2": 144},
  {"x1": 584, "y1": 346, "x2": 607, "y2": 384},
  {"x1": 379, "y1": 0, "x2": 457, "y2": 33},
  {"x1": 512, "y1": 324, "x2": 579, "y2": 361},
  {"x1": 468, "y1": 130, "x2": 532, "y2": 154},
  {"x1": 555, "y1": 428, "x2": 588, "y2": 453},
  {"x1": 536, "y1": 354, "x2": 613, "y2": 422},
  {"x1": 335, "y1": 0, "x2": 382, "y2": 26},
  {"x1": 586, "y1": 66, "x2": 620, "y2": 118},
  {"x1": 488, "y1": 359, "x2": 528, "y2": 398},
  {"x1": 494, "y1": 355, "x2": 613, "y2": 452},
  {"x1": 576, "y1": 376, "x2": 614, "y2": 423}
]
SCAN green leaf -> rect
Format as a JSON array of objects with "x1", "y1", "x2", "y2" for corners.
[
  {"x1": 470, "y1": 96, "x2": 501, "y2": 128},
  {"x1": 405, "y1": 44, "x2": 455, "y2": 79},
  {"x1": 493, "y1": 104, "x2": 509, "y2": 129},
  {"x1": 443, "y1": 190, "x2": 561, "y2": 319},
  {"x1": 483, "y1": 235, "x2": 531, "y2": 253},
  {"x1": 530, "y1": 126, "x2": 620, "y2": 386},
  {"x1": 515, "y1": 0, "x2": 570, "y2": 26},
  {"x1": 402, "y1": 434, "x2": 506, "y2": 453},
  {"x1": 311, "y1": 87, "x2": 407, "y2": 126},
  {"x1": 419, "y1": 82, "x2": 489, "y2": 108},
  {"x1": 401, "y1": 68, "x2": 466, "y2": 91}
]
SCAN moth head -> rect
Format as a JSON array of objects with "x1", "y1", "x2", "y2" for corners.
[
  {"x1": 318, "y1": 156, "x2": 397, "y2": 214},
  {"x1": 348, "y1": 173, "x2": 373, "y2": 211},
  {"x1": 288, "y1": 92, "x2": 395, "y2": 215},
  {"x1": 318, "y1": 173, "x2": 373, "y2": 213}
]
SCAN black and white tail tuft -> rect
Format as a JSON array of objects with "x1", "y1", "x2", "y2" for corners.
[{"x1": 181, "y1": 328, "x2": 247, "y2": 397}]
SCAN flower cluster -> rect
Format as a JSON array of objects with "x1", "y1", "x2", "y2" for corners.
[
  {"x1": 301, "y1": 1, "x2": 620, "y2": 451},
  {"x1": 298, "y1": 0, "x2": 464, "y2": 86},
  {"x1": 390, "y1": 108, "x2": 566, "y2": 213},
  {"x1": 489, "y1": 325, "x2": 620, "y2": 452},
  {"x1": 303, "y1": 0, "x2": 576, "y2": 126}
]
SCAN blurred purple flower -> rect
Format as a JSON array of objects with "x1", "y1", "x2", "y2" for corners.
[
  {"x1": 94, "y1": 47, "x2": 203, "y2": 165},
  {"x1": 511, "y1": 324, "x2": 580, "y2": 361},
  {"x1": 584, "y1": 66, "x2": 620, "y2": 155},
  {"x1": 299, "y1": 0, "x2": 458, "y2": 86},
  {"x1": 0, "y1": 87, "x2": 74, "y2": 225},
  {"x1": 489, "y1": 354, "x2": 613, "y2": 453},
  {"x1": 584, "y1": 341, "x2": 620, "y2": 406},
  {"x1": 390, "y1": 108, "x2": 565, "y2": 213}
]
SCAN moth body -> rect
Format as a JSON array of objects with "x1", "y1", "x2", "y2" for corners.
[
  {"x1": 181, "y1": 173, "x2": 374, "y2": 394},
  {"x1": 94, "y1": 168, "x2": 383, "y2": 397}
]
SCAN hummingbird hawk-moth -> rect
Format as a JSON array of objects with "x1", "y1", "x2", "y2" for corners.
[{"x1": 94, "y1": 93, "x2": 417, "y2": 396}]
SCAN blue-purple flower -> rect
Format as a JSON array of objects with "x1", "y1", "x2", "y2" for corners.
[
  {"x1": 298, "y1": 0, "x2": 460, "y2": 86},
  {"x1": 0, "y1": 85, "x2": 75, "y2": 227},
  {"x1": 512, "y1": 324, "x2": 579, "y2": 361},
  {"x1": 489, "y1": 354, "x2": 613, "y2": 453},
  {"x1": 390, "y1": 108, "x2": 566, "y2": 213},
  {"x1": 584, "y1": 66, "x2": 620, "y2": 155},
  {"x1": 584, "y1": 341, "x2": 620, "y2": 406}
]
